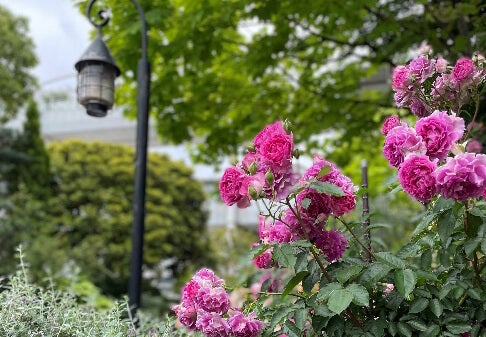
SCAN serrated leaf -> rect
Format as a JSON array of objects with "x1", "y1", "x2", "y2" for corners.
[
  {"x1": 301, "y1": 197, "x2": 311, "y2": 210},
  {"x1": 336, "y1": 265, "x2": 363, "y2": 283},
  {"x1": 283, "y1": 320, "x2": 300, "y2": 337},
  {"x1": 281, "y1": 271, "x2": 309, "y2": 298},
  {"x1": 309, "y1": 181, "x2": 346, "y2": 196},
  {"x1": 317, "y1": 282, "x2": 342, "y2": 301},
  {"x1": 388, "y1": 322, "x2": 398, "y2": 336},
  {"x1": 359, "y1": 262, "x2": 393, "y2": 287},
  {"x1": 429, "y1": 298, "x2": 443, "y2": 318},
  {"x1": 269, "y1": 304, "x2": 295, "y2": 331},
  {"x1": 273, "y1": 244, "x2": 296, "y2": 269},
  {"x1": 409, "y1": 298, "x2": 428, "y2": 313},
  {"x1": 420, "y1": 325, "x2": 440, "y2": 337},
  {"x1": 293, "y1": 309, "x2": 308, "y2": 330},
  {"x1": 395, "y1": 269, "x2": 416, "y2": 298},
  {"x1": 481, "y1": 237, "x2": 486, "y2": 255},
  {"x1": 346, "y1": 283, "x2": 369, "y2": 307},
  {"x1": 376, "y1": 252, "x2": 406, "y2": 269},
  {"x1": 464, "y1": 238, "x2": 481, "y2": 256},
  {"x1": 327, "y1": 289, "x2": 353, "y2": 314},
  {"x1": 437, "y1": 209, "x2": 456, "y2": 244},
  {"x1": 407, "y1": 319, "x2": 427, "y2": 331},
  {"x1": 412, "y1": 211, "x2": 436, "y2": 237},
  {"x1": 446, "y1": 324, "x2": 471, "y2": 334}
]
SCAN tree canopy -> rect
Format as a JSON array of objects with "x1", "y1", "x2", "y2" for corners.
[
  {"x1": 0, "y1": 5, "x2": 37, "y2": 122},
  {"x1": 0, "y1": 140, "x2": 214, "y2": 298},
  {"x1": 78, "y1": 0, "x2": 484, "y2": 167}
]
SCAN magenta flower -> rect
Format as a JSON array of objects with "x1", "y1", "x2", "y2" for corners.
[
  {"x1": 315, "y1": 230, "x2": 348, "y2": 262},
  {"x1": 381, "y1": 115, "x2": 401, "y2": 135},
  {"x1": 407, "y1": 56, "x2": 436, "y2": 83},
  {"x1": 383, "y1": 124, "x2": 426, "y2": 168},
  {"x1": 196, "y1": 310, "x2": 230, "y2": 337},
  {"x1": 268, "y1": 220, "x2": 293, "y2": 243},
  {"x1": 330, "y1": 191, "x2": 356, "y2": 217},
  {"x1": 196, "y1": 286, "x2": 231, "y2": 314},
  {"x1": 398, "y1": 154, "x2": 437, "y2": 202},
  {"x1": 466, "y1": 140, "x2": 483, "y2": 154},
  {"x1": 253, "y1": 120, "x2": 287, "y2": 151},
  {"x1": 193, "y1": 268, "x2": 224, "y2": 288},
  {"x1": 392, "y1": 65, "x2": 412, "y2": 91},
  {"x1": 435, "y1": 56, "x2": 448, "y2": 73},
  {"x1": 252, "y1": 245, "x2": 274, "y2": 269},
  {"x1": 452, "y1": 58, "x2": 475, "y2": 83},
  {"x1": 228, "y1": 311, "x2": 264, "y2": 337},
  {"x1": 415, "y1": 110, "x2": 465, "y2": 161},
  {"x1": 172, "y1": 303, "x2": 198, "y2": 330},
  {"x1": 219, "y1": 166, "x2": 248, "y2": 207},
  {"x1": 258, "y1": 132, "x2": 293, "y2": 169},
  {"x1": 431, "y1": 74, "x2": 457, "y2": 102},
  {"x1": 435, "y1": 153, "x2": 486, "y2": 201},
  {"x1": 181, "y1": 279, "x2": 200, "y2": 306},
  {"x1": 258, "y1": 215, "x2": 272, "y2": 243}
]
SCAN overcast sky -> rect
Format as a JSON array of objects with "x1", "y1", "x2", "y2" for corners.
[{"x1": 0, "y1": 0, "x2": 91, "y2": 90}]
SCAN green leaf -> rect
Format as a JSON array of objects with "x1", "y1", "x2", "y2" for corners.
[
  {"x1": 419, "y1": 325, "x2": 440, "y2": 337},
  {"x1": 481, "y1": 237, "x2": 486, "y2": 255},
  {"x1": 409, "y1": 298, "x2": 429, "y2": 314},
  {"x1": 360, "y1": 262, "x2": 393, "y2": 287},
  {"x1": 375, "y1": 252, "x2": 406, "y2": 269},
  {"x1": 309, "y1": 181, "x2": 346, "y2": 197},
  {"x1": 336, "y1": 265, "x2": 363, "y2": 284},
  {"x1": 283, "y1": 320, "x2": 301, "y2": 337},
  {"x1": 317, "y1": 282, "x2": 342, "y2": 301},
  {"x1": 281, "y1": 271, "x2": 309, "y2": 298},
  {"x1": 273, "y1": 244, "x2": 296, "y2": 269},
  {"x1": 407, "y1": 319, "x2": 427, "y2": 331},
  {"x1": 346, "y1": 283, "x2": 369, "y2": 307},
  {"x1": 437, "y1": 209, "x2": 456, "y2": 245},
  {"x1": 397, "y1": 322, "x2": 412, "y2": 337},
  {"x1": 446, "y1": 324, "x2": 471, "y2": 334},
  {"x1": 394, "y1": 269, "x2": 416, "y2": 298},
  {"x1": 412, "y1": 211, "x2": 436, "y2": 237},
  {"x1": 327, "y1": 289, "x2": 354, "y2": 314},
  {"x1": 301, "y1": 197, "x2": 311, "y2": 210},
  {"x1": 316, "y1": 165, "x2": 331, "y2": 178},
  {"x1": 429, "y1": 298, "x2": 443, "y2": 318},
  {"x1": 293, "y1": 309, "x2": 308, "y2": 330},
  {"x1": 269, "y1": 304, "x2": 296, "y2": 331}
]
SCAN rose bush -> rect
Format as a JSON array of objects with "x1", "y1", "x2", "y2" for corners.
[{"x1": 173, "y1": 50, "x2": 486, "y2": 336}]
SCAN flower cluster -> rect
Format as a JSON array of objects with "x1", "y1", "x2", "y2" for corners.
[
  {"x1": 384, "y1": 52, "x2": 486, "y2": 202},
  {"x1": 219, "y1": 121, "x2": 357, "y2": 268},
  {"x1": 172, "y1": 268, "x2": 263, "y2": 337}
]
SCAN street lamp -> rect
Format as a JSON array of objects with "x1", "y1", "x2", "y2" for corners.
[{"x1": 75, "y1": 0, "x2": 151, "y2": 319}]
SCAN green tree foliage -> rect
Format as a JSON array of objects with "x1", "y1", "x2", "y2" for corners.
[
  {"x1": 15, "y1": 99, "x2": 52, "y2": 198},
  {"x1": 78, "y1": 0, "x2": 484, "y2": 167},
  {"x1": 0, "y1": 128, "x2": 29, "y2": 192},
  {"x1": 0, "y1": 140, "x2": 214, "y2": 299},
  {"x1": 0, "y1": 5, "x2": 37, "y2": 122}
]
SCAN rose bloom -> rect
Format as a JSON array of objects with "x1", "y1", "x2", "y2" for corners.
[
  {"x1": 409, "y1": 98, "x2": 431, "y2": 118},
  {"x1": 407, "y1": 56, "x2": 436, "y2": 83},
  {"x1": 181, "y1": 280, "x2": 200, "y2": 306},
  {"x1": 228, "y1": 311, "x2": 264, "y2": 337},
  {"x1": 253, "y1": 120, "x2": 287, "y2": 151},
  {"x1": 193, "y1": 268, "x2": 224, "y2": 288},
  {"x1": 398, "y1": 154, "x2": 437, "y2": 202},
  {"x1": 196, "y1": 310, "x2": 230, "y2": 337},
  {"x1": 394, "y1": 90, "x2": 413, "y2": 108},
  {"x1": 392, "y1": 65, "x2": 412, "y2": 91},
  {"x1": 258, "y1": 132, "x2": 294, "y2": 169},
  {"x1": 330, "y1": 191, "x2": 356, "y2": 216},
  {"x1": 315, "y1": 229, "x2": 348, "y2": 262},
  {"x1": 296, "y1": 188, "x2": 332, "y2": 221},
  {"x1": 415, "y1": 110, "x2": 465, "y2": 161},
  {"x1": 383, "y1": 124, "x2": 426, "y2": 168},
  {"x1": 195, "y1": 286, "x2": 231, "y2": 314},
  {"x1": 431, "y1": 73, "x2": 457, "y2": 102},
  {"x1": 172, "y1": 303, "x2": 198, "y2": 330},
  {"x1": 268, "y1": 220, "x2": 293, "y2": 243},
  {"x1": 466, "y1": 139, "x2": 483, "y2": 154},
  {"x1": 252, "y1": 245, "x2": 274, "y2": 269},
  {"x1": 435, "y1": 56, "x2": 448, "y2": 73},
  {"x1": 381, "y1": 115, "x2": 401, "y2": 135},
  {"x1": 435, "y1": 153, "x2": 486, "y2": 201},
  {"x1": 452, "y1": 57, "x2": 475, "y2": 83},
  {"x1": 219, "y1": 166, "x2": 248, "y2": 207}
]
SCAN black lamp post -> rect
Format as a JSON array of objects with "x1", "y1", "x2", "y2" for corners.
[{"x1": 75, "y1": 0, "x2": 150, "y2": 319}]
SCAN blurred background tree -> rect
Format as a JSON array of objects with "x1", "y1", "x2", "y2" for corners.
[
  {"x1": 0, "y1": 5, "x2": 37, "y2": 122},
  {"x1": 0, "y1": 140, "x2": 215, "y2": 303}
]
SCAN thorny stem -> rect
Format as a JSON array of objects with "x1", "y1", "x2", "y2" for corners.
[
  {"x1": 336, "y1": 217, "x2": 376, "y2": 261},
  {"x1": 283, "y1": 199, "x2": 365, "y2": 331}
]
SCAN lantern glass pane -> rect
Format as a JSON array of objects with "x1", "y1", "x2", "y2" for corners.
[{"x1": 77, "y1": 63, "x2": 116, "y2": 109}]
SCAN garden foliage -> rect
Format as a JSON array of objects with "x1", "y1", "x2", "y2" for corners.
[{"x1": 173, "y1": 52, "x2": 486, "y2": 336}]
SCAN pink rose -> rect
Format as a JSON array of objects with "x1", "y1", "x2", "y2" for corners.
[
  {"x1": 258, "y1": 132, "x2": 294, "y2": 168},
  {"x1": 239, "y1": 172, "x2": 265, "y2": 201},
  {"x1": 195, "y1": 286, "x2": 231, "y2": 314},
  {"x1": 196, "y1": 310, "x2": 230, "y2": 337},
  {"x1": 296, "y1": 188, "x2": 332, "y2": 222},
  {"x1": 381, "y1": 115, "x2": 401, "y2": 135},
  {"x1": 466, "y1": 140, "x2": 483, "y2": 154},
  {"x1": 172, "y1": 303, "x2": 198, "y2": 330},
  {"x1": 383, "y1": 124, "x2": 426, "y2": 168},
  {"x1": 394, "y1": 90, "x2": 413, "y2": 108},
  {"x1": 252, "y1": 244, "x2": 274, "y2": 269},
  {"x1": 219, "y1": 166, "x2": 248, "y2": 207},
  {"x1": 452, "y1": 58, "x2": 475, "y2": 82},
  {"x1": 268, "y1": 220, "x2": 293, "y2": 243},
  {"x1": 315, "y1": 230, "x2": 348, "y2": 262},
  {"x1": 392, "y1": 65, "x2": 412, "y2": 91},
  {"x1": 253, "y1": 120, "x2": 287, "y2": 151},
  {"x1": 330, "y1": 191, "x2": 357, "y2": 216},
  {"x1": 398, "y1": 154, "x2": 437, "y2": 202},
  {"x1": 415, "y1": 111, "x2": 465, "y2": 161},
  {"x1": 409, "y1": 98, "x2": 431, "y2": 118},
  {"x1": 193, "y1": 268, "x2": 224, "y2": 288},
  {"x1": 435, "y1": 56, "x2": 448, "y2": 73},
  {"x1": 258, "y1": 215, "x2": 272, "y2": 243},
  {"x1": 181, "y1": 280, "x2": 200, "y2": 306},
  {"x1": 435, "y1": 153, "x2": 486, "y2": 201},
  {"x1": 407, "y1": 56, "x2": 436, "y2": 83},
  {"x1": 228, "y1": 311, "x2": 264, "y2": 337},
  {"x1": 384, "y1": 283, "x2": 395, "y2": 294}
]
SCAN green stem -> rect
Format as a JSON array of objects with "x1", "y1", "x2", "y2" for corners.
[{"x1": 337, "y1": 217, "x2": 376, "y2": 261}]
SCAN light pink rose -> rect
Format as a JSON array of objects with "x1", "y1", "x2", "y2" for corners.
[
  {"x1": 415, "y1": 110, "x2": 465, "y2": 161},
  {"x1": 466, "y1": 140, "x2": 483, "y2": 154},
  {"x1": 228, "y1": 311, "x2": 264, "y2": 337},
  {"x1": 196, "y1": 310, "x2": 230, "y2": 337},
  {"x1": 409, "y1": 98, "x2": 431, "y2": 118},
  {"x1": 435, "y1": 153, "x2": 486, "y2": 201},
  {"x1": 383, "y1": 124, "x2": 426, "y2": 168},
  {"x1": 398, "y1": 154, "x2": 437, "y2": 202},
  {"x1": 407, "y1": 56, "x2": 436, "y2": 83},
  {"x1": 193, "y1": 268, "x2": 224, "y2": 288},
  {"x1": 435, "y1": 56, "x2": 448, "y2": 73},
  {"x1": 392, "y1": 65, "x2": 412, "y2": 91},
  {"x1": 195, "y1": 286, "x2": 231, "y2": 314},
  {"x1": 172, "y1": 303, "x2": 198, "y2": 330}
]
